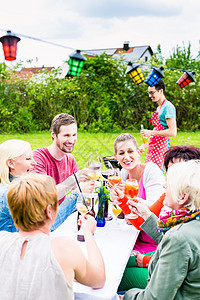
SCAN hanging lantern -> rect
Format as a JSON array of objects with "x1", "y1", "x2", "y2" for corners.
[
  {"x1": 68, "y1": 50, "x2": 86, "y2": 76},
  {"x1": 0, "y1": 30, "x2": 20, "y2": 61},
  {"x1": 145, "y1": 66, "x2": 164, "y2": 87},
  {"x1": 176, "y1": 71, "x2": 195, "y2": 88},
  {"x1": 126, "y1": 62, "x2": 145, "y2": 84}
]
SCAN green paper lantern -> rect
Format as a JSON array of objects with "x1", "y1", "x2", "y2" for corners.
[{"x1": 68, "y1": 50, "x2": 86, "y2": 76}]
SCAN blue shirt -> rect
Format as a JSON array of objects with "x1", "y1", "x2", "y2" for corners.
[
  {"x1": 0, "y1": 182, "x2": 78, "y2": 232},
  {"x1": 157, "y1": 100, "x2": 176, "y2": 129}
]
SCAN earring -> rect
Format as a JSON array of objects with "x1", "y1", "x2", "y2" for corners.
[{"x1": 49, "y1": 216, "x2": 53, "y2": 221}]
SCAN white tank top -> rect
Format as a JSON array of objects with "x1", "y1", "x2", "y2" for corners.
[{"x1": 0, "y1": 232, "x2": 74, "y2": 300}]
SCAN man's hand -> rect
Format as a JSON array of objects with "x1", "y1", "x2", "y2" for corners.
[
  {"x1": 140, "y1": 129, "x2": 152, "y2": 138},
  {"x1": 75, "y1": 169, "x2": 90, "y2": 182},
  {"x1": 80, "y1": 180, "x2": 95, "y2": 194}
]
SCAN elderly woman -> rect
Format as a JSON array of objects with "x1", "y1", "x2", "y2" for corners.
[
  {"x1": 117, "y1": 145, "x2": 200, "y2": 293},
  {"x1": 0, "y1": 173, "x2": 105, "y2": 299},
  {"x1": 0, "y1": 139, "x2": 92, "y2": 232},
  {"x1": 123, "y1": 160, "x2": 200, "y2": 299}
]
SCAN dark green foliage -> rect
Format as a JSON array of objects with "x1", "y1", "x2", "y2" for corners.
[{"x1": 0, "y1": 44, "x2": 200, "y2": 133}]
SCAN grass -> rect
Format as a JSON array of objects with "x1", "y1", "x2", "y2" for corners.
[{"x1": 0, "y1": 130, "x2": 200, "y2": 169}]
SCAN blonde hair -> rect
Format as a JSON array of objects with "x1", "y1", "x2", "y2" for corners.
[
  {"x1": 0, "y1": 139, "x2": 31, "y2": 185},
  {"x1": 167, "y1": 160, "x2": 200, "y2": 210},
  {"x1": 7, "y1": 173, "x2": 58, "y2": 231},
  {"x1": 114, "y1": 133, "x2": 138, "y2": 154}
]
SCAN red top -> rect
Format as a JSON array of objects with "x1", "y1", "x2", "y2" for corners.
[{"x1": 33, "y1": 147, "x2": 79, "y2": 204}]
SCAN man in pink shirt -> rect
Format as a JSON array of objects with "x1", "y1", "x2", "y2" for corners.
[{"x1": 33, "y1": 113, "x2": 94, "y2": 204}]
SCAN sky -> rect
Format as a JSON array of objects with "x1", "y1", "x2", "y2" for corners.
[{"x1": 0, "y1": 0, "x2": 200, "y2": 68}]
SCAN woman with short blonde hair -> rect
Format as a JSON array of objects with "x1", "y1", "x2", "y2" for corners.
[
  {"x1": 166, "y1": 159, "x2": 200, "y2": 211},
  {"x1": 0, "y1": 139, "x2": 30, "y2": 185},
  {"x1": 124, "y1": 160, "x2": 200, "y2": 299}
]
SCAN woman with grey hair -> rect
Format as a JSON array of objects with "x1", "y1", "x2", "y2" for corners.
[{"x1": 123, "y1": 160, "x2": 200, "y2": 299}]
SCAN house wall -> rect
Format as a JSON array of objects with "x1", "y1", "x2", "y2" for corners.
[{"x1": 140, "y1": 49, "x2": 152, "y2": 62}]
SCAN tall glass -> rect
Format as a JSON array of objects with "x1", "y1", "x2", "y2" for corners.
[
  {"x1": 76, "y1": 195, "x2": 88, "y2": 242},
  {"x1": 124, "y1": 179, "x2": 139, "y2": 219},
  {"x1": 108, "y1": 168, "x2": 121, "y2": 187},
  {"x1": 87, "y1": 152, "x2": 102, "y2": 181}
]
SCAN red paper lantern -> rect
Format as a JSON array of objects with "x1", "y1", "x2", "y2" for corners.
[
  {"x1": 0, "y1": 30, "x2": 20, "y2": 61},
  {"x1": 176, "y1": 71, "x2": 195, "y2": 88}
]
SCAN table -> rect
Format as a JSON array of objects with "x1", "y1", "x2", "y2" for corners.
[{"x1": 51, "y1": 212, "x2": 139, "y2": 300}]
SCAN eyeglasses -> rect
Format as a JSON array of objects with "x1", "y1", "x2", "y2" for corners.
[{"x1": 148, "y1": 90, "x2": 157, "y2": 96}]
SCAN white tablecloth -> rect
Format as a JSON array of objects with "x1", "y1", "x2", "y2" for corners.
[{"x1": 51, "y1": 212, "x2": 139, "y2": 300}]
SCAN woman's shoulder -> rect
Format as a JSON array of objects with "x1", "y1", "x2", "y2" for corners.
[
  {"x1": 144, "y1": 162, "x2": 164, "y2": 174},
  {"x1": 0, "y1": 231, "x2": 12, "y2": 240},
  {"x1": 143, "y1": 162, "x2": 165, "y2": 183},
  {"x1": 51, "y1": 236, "x2": 81, "y2": 255}
]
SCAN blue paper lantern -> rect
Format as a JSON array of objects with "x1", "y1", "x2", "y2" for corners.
[{"x1": 145, "y1": 66, "x2": 164, "y2": 87}]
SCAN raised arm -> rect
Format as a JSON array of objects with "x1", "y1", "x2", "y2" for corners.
[{"x1": 52, "y1": 214, "x2": 105, "y2": 289}]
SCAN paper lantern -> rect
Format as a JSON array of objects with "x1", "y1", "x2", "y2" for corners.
[
  {"x1": 176, "y1": 71, "x2": 195, "y2": 88},
  {"x1": 145, "y1": 66, "x2": 164, "y2": 87}
]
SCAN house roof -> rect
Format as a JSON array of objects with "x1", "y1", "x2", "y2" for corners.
[
  {"x1": 83, "y1": 45, "x2": 153, "y2": 61},
  {"x1": 19, "y1": 67, "x2": 54, "y2": 77}
]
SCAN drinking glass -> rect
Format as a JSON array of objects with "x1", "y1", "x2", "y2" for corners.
[
  {"x1": 76, "y1": 195, "x2": 89, "y2": 241},
  {"x1": 87, "y1": 152, "x2": 102, "y2": 181},
  {"x1": 112, "y1": 203, "x2": 122, "y2": 225},
  {"x1": 107, "y1": 168, "x2": 121, "y2": 188},
  {"x1": 76, "y1": 194, "x2": 88, "y2": 215},
  {"x1": 101, "y1": 161, "x2": 115, "y2": 180},
  {"x1": 124, "y1": 179, "x2": 139, "y2": 219}
]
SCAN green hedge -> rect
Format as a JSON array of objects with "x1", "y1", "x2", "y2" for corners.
[{"x1": 0, "y1": 45, "x2": 200, "y2": 133}]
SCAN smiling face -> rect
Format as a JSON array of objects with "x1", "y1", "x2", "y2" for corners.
[
  {"x1": 148, "y1": 86, "x2": 163, "y2": 105},
  {"x1": 9, "y1": 146, "x2": 36, "y2": 177},
  {"x1": 115, "y1": 139, "x2": 140, "y2": 171},
  {"x1": 52, "y1": 123, "x2": 77, "y2": 153}
]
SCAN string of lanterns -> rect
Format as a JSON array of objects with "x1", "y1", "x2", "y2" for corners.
[
  {"x1": 0, "y1": 30, "x2": 197, "y2": 88},
  {"x1": 125, "y1": 62, "x2": 196, "y2": 88}
]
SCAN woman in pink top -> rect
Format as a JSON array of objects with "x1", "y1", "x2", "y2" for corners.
[{"x1": 111, "y1": 133, "x2": 165, "y2": 253}]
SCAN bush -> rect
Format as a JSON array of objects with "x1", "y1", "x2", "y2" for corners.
[{"x1": 0, "y1": 44, "x2": 200, "y2": 133}]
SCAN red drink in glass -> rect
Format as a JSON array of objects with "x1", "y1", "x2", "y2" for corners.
[
  {"x1": 125, "y1": 179, "x2": 139, "y2": 199},
  {"x1": 108, "y1": 175, "x2": 121, "y2": 186}
]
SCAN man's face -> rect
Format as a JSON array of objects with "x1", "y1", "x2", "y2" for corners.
[
  {"x1": 52, "y1": 123, "x2": 77, "y2": 153},
  {"x1": 148, "y1": 86, "x2": 162, "y2": 103}
]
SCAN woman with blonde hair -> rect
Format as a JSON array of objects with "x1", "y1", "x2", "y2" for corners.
[
  {"x1": 111, "y1": 133, "x2": 165, "y2": 252},
  {"x1": 123, "y1": 160, "x2": 200, "y2": 299},
  {"x1": 0, "y1": 139, "x2": 81, "y2": 232},
  {"x1": 0, "y1": 173, "x2": 105, "y2": 299}
]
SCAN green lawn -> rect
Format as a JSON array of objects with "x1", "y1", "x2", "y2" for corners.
[{"x1": 0, "y1": 130, "x2": 200, "y2": 169}]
